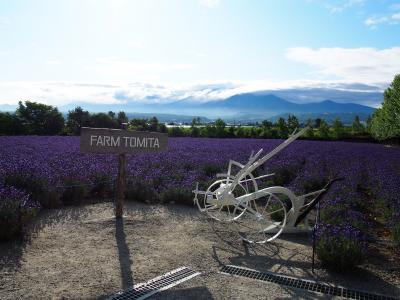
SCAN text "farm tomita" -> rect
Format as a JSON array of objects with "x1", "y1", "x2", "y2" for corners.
[{"x1": 90, "y1": 135, "x2": 161, "y2": 148}]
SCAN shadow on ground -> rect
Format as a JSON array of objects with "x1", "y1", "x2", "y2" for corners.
[
  {"x1": 100, "y1": 286, "x2": 214, "y2": 300},
  {"x1": 0, "y1": 205, "x2": 92, "y2": 271},
  {"x1": 115, "y1": 217, "x2": 134, "y2": 289},
  {"x1": 153, "y1": 286, "x2": 214, "y2": 299},
  {"x1": 209, "y1": 218, "x2": 400, "y2": 298}
]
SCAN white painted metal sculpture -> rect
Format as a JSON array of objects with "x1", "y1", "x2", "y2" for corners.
[{"x1": 193, "y1": 128, "x2": 340, "y2": 243}]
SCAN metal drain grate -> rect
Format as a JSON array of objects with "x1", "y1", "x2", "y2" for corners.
[
  {"x1": 220, "y1": 265, "x2": 399, "y2": 300},
  {"x1": 108, "y1": 266, "x2": 200, "y2": 300}
]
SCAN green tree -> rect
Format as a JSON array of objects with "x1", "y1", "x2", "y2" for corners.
[
  {"x1": 0, "y1": 112, "x2": 24, "y2": 135},
  {"x1": 227, "y1": 125, "x2": 235, "y2": 137},
  {"x1": 351, "y1": 115, "x2": 364, "y2": 135},
  {"x1": 366, "y1": 116, "x2": 373, "y2": 133},
  {"x1": 66, "y1": 106, "x2": 90, "y2": 135},
  {"x1": 287, "y1": 114, "x2": 299, "y2": 132},
  {"x1": 16, "y1": 101, "x2": 64, "y2": 135},
  {"x1": 190, "y1": 117, "x2": 201, "y2": 137},
  {"x1": 158, "y1": 123, "x2": 167, "y2": 133},
  {"x1": 89, "y1": 113, "x2": 118, "y2": 128},
  {"x1": 148, "y1": 116, "x2": 159, "y2": 132},
  {"x1": 202, "y1": 124, "x2": 217, "y2": 138},
  {"x1": 261, "y1": 119, "x2": 272, "y2": 130},
  {"x1": 318, "y1": 119, "x2": 330, "y2": 139},
  {"x1": 276, "y1": 117, "x2": 289, "y2": 138},
  {"x1": 215, "y1": 118, "x2": 226, "y2": 138},
  {"x1": 108, "y1": 111, "x2": 116, "y2": 119},
  {"x1": 235, "y1": 126, "x2": 245, "y2": 138},
  {"x1": 370, "y1": 74, "x2": 400, "y2": 140},
  {"x1": 117, "y1": 111, "x2": 129, "y2": 127},
  {"x1": 260, "y1": 119, "x2": 273, "y2": 138},
  {"x1": 168, "y1": 126, "x2": 185, "y2": 137},
  {"x1": 129, "y1": 118, "x2": 148, "y2": 131},
  {"x1": 190, "y1": 126, "x2": 200, "y2": 137},
  {"x1": 191, "y1": 117, "x2": 201, "y2": 127},
  {"x1": 331, "y1": 118, "x2": 344, "y2": 140},
  {"x1": 304, "y1": 118, "x2": 314, "y2": 139},
  {"x1": 314, "y1": 118, "x2": 322, "y2": 128}
]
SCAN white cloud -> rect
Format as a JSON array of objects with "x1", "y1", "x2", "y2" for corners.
[
  {"x1": 45, "y1": 60, "x2": 61, "y2": 65},
  {"x1": 364, "y1": 16, "x2": 388, "y2": 26},
  {"x1": 364, "y1": 12, "x2": 400, "y2": 27},
  {"x1": 127, "y1": 40, "x2": 145, "y2": 49},
  {"x1": 0, "y1": 17, "x2": 10, "y2": 26},
  {"x1": 199, "y1": 0, "x2": 220, "y2": 8},
  {"x1": 319, "y1": 1, "x2": 400, "y2": 27},
  {"x1": 286, "y1": 47, "x2": 400, "y2": 83},
  {"x1": 85, "y1": 57, "x2": 194, "y2": 81},
  {"x1": 324, "y1": 0, "x2": 364, "y2": 13},
  {"x1": 0, "y1": 79, "x2": 386, "y2": 108},
  {"x1": 0, "y1": 82, "x2": 123, "y2": 106},
  {"x1": 392, "y1": 12, "x2": 400, "y2": 20}
]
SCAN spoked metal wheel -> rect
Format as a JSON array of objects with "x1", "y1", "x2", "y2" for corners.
[
  {"x1": 235, "y1": 192, "x2": 288, "y2": 243},
  {"x1": 196, "y1": 178, "x2": 254, "y2": 222}
]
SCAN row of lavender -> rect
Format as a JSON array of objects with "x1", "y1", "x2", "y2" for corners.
[{"x1": 1, "y1": 136, "x2": 399, "y2": 269}]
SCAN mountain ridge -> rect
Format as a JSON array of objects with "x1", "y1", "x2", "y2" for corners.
[{"x1": 0, "y1": 91, "x2": 376, "y2": 124}]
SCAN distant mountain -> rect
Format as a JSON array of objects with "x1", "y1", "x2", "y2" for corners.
[
  {"x1": 252, "y1": 87, "x2": 383, "y2": 106},
  {"x1": 203, "y1": 93, "x2": 374, "y2": 115},
  {"x1": 204, "y1": 94, "x2": 295, "y2": 114},
  {"x1": 197, "y1": 94, "x2": 375, "y2": 122},
  {"x1": 1, "y1": 91, "x2": 377, "y2": 124}
]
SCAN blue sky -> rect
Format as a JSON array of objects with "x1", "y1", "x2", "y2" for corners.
[{"x1": 0, "y1": 0, "x2": 399, "y2": 107}]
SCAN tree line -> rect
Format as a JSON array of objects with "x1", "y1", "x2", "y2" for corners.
[
  {"x1": 164, "y1": 115, "x2": 371, "y2": 140},
  {"x1": 0, "y1": 102, "x2": 128, "y2": 135},
  {"x1": 0, "y1": 102, "x2": 374, "y2": 141},
  {"x1": 0, "y1": 74, "x2": 399, "y2": 141}
]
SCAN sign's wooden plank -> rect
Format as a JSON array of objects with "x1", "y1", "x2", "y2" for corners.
[{"x1": 80, "y1": 127, "x2": 168, "y2": 154}]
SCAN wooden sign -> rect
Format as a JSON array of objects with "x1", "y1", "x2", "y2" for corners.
[
  {"x1": 80, "y1": 127, "x2": 168, "y2": 218},
  {"x1": 80, "y1": 127, "x2": 168, "y2": 154}
]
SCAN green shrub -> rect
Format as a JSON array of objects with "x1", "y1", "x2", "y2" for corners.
[
  {"x1": 317, "y1": 237, "x2": 364, "y2": 272},
  {"x1": 300, "y1": 176, "x2": 326, "y2": 194},
  {"x1": 271, "y1": 164, "x2": 301, "y2": 186},
  {"x1": 393, "y1": 223, "x2": 400, "y2": 248},
  {"x1": 60, "y1": 179, "x2": 87, "y2": 205},
  {"x1": 160, "y1": 188, "x2": 193, "y2": 205},
  {"x1": 89, "y1": 173, "x2": 113, "y2": 198},
  {"x1": 38, "y1": 190, "x2": 62, "y2": 208},
  {"x1": 316, "y1": 225, "x2": 366, "y2": 272},
  {"x1": 0, "y1": 198, "x2": 21, "y2": 240},
  {"x1": 202, "y1": 164, "x2": 221, "y2": 177},
  {"x1": 268, "y1": 202, "x2": 286, "y2": 221},
  {"x1": 5, "y1": 173, "x2": 45, "y2": 200},
  {"x1": 0, "y1": 186, "x2": 38, "y2": 241},
  {"x1": 4, "y1": 173, "x2": 61, "y2": 208},
  {"x1": 125, "y1": 180, "x2": 158, "y2": 203}
]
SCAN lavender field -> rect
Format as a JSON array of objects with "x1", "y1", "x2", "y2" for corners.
[{"x1": 1, "y1": 136, "x2": 399, "y2": 269}]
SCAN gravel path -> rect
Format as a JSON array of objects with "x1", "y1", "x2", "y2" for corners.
[{"x1": 0, "y1": 201, "x2": 399, "y2": 299}]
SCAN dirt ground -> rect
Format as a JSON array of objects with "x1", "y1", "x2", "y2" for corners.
[{"x1": 0, "y1": 201, "x2": 399, "y2": 299}]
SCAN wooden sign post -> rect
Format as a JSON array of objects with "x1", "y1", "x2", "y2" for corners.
[
  {"x1": 80, "y1": 127, "x2": 168, "y2": 218},
  {"x1": 116, "y1": 148, "x2": 126, "y2": 218}
]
